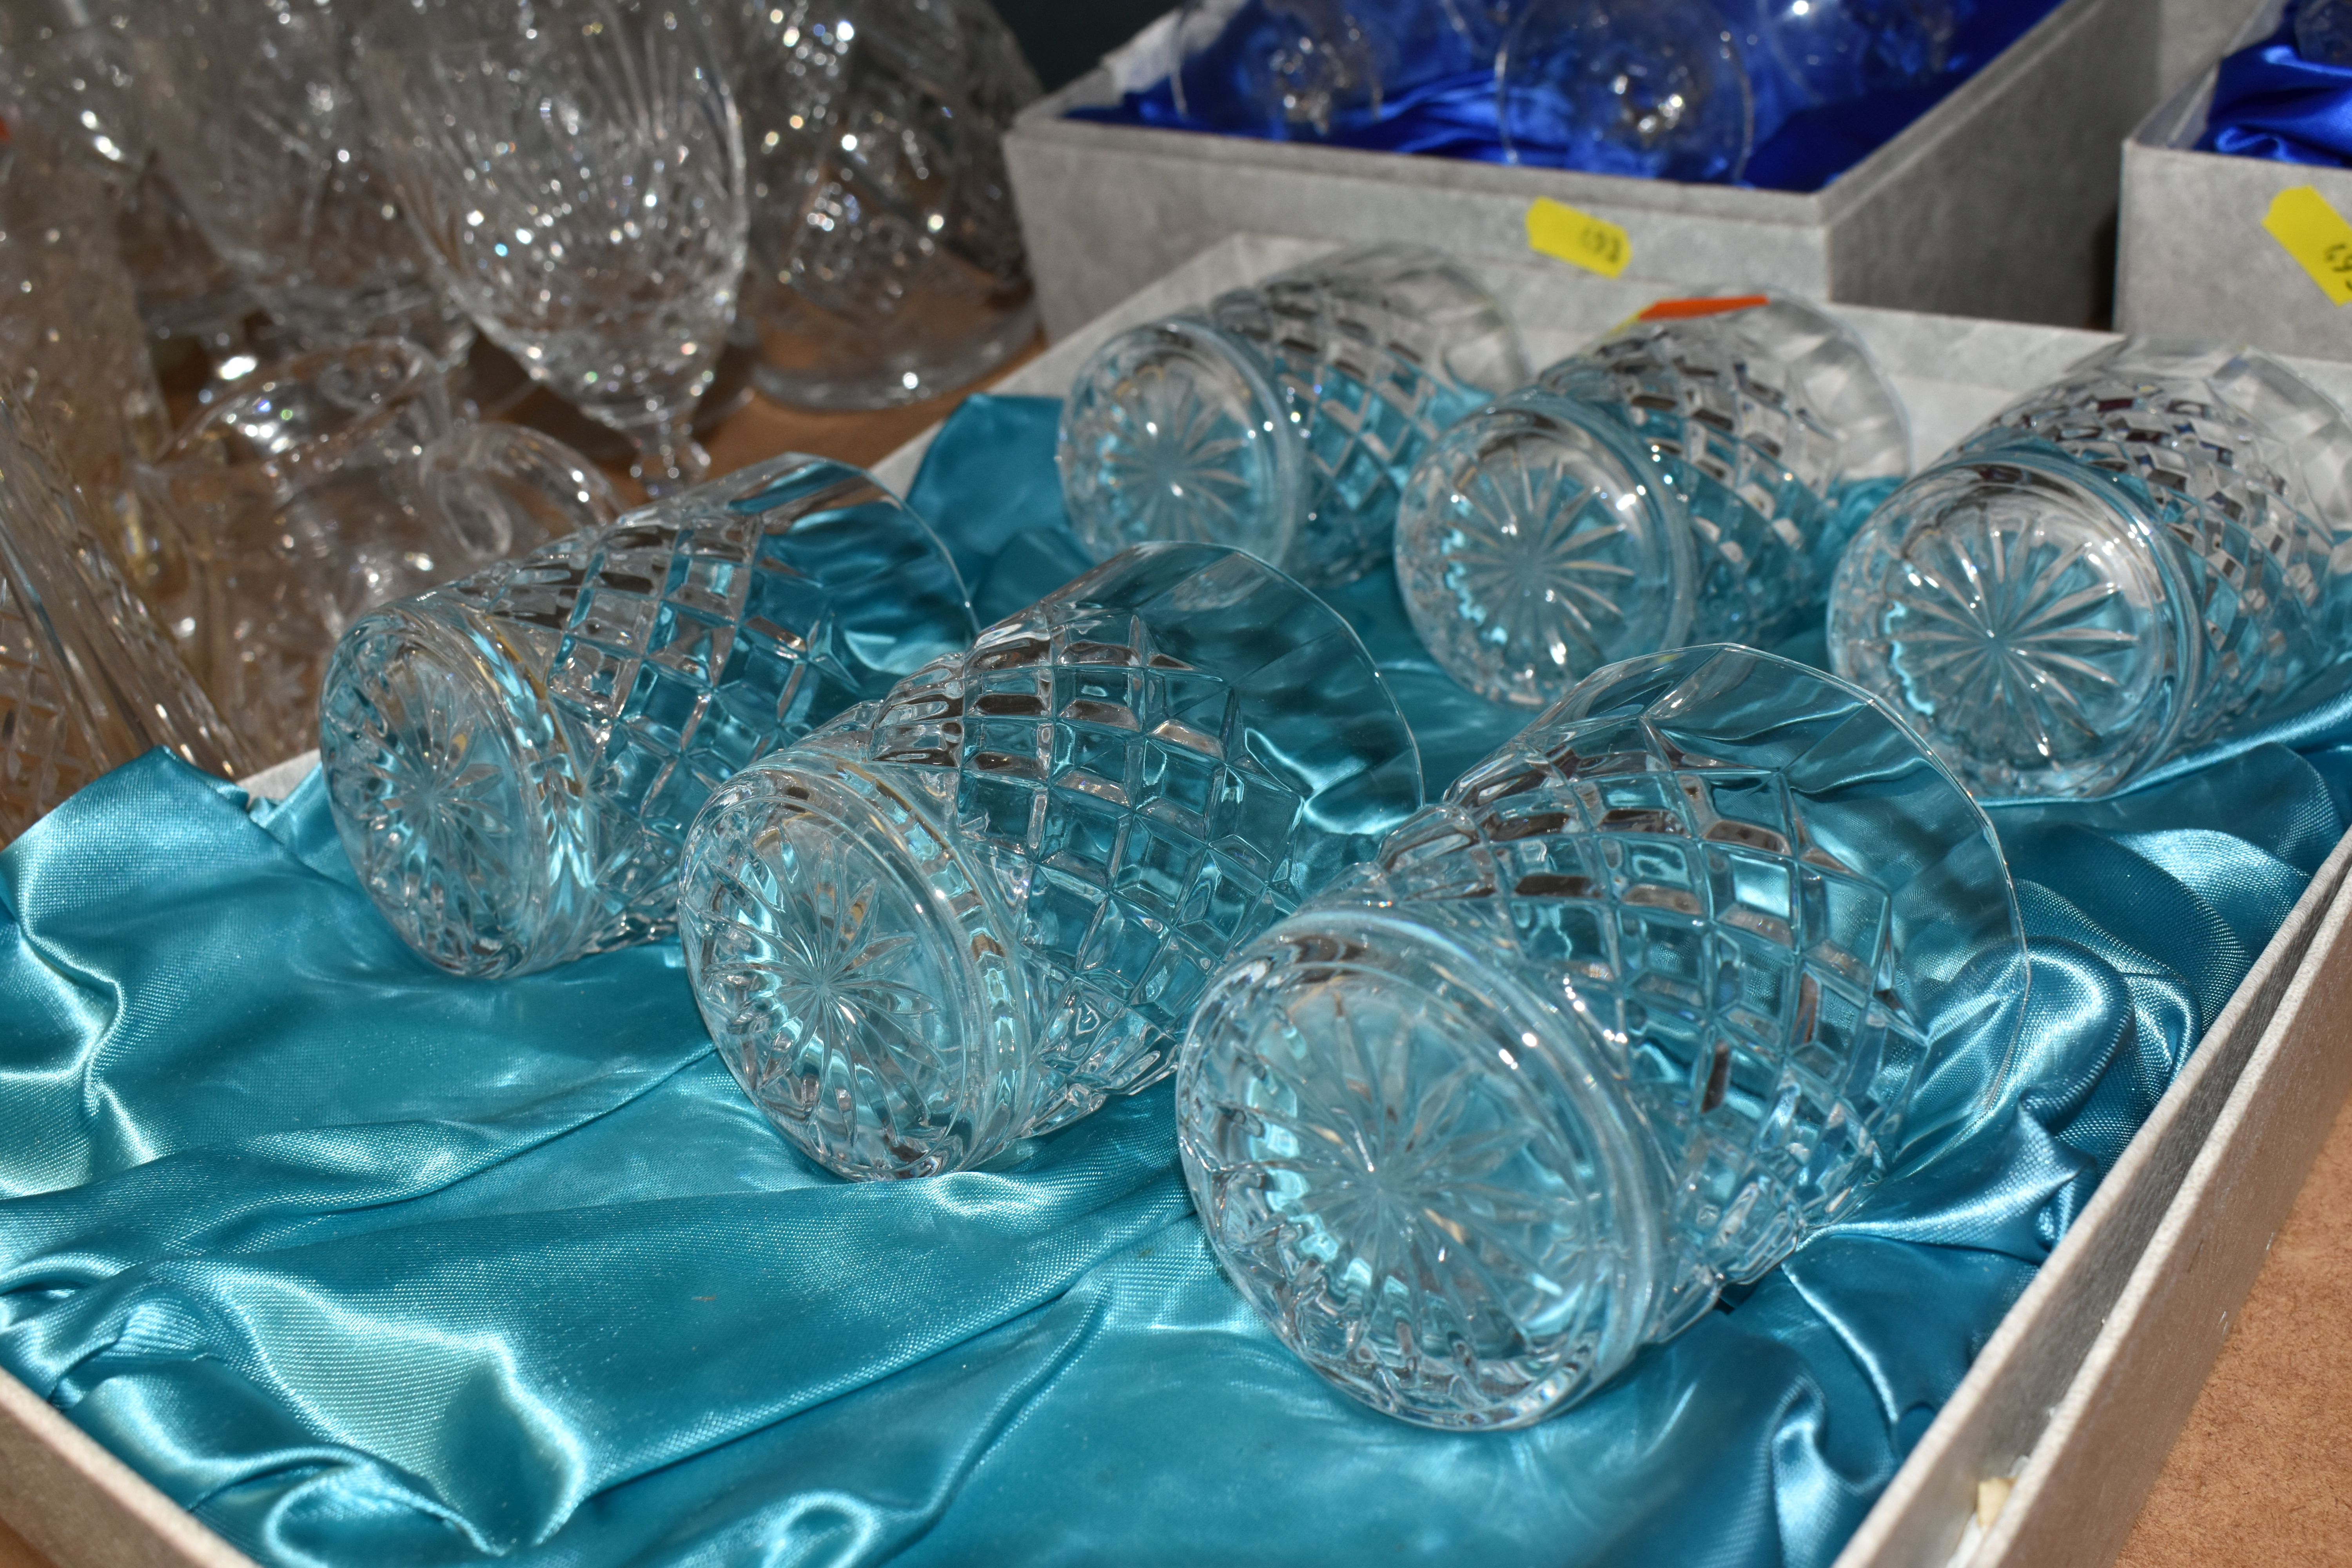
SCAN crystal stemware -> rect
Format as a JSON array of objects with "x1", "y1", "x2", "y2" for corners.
[
  {"x1": 727, "y1": 0, "x2": 1043, "y2": 410},
  {"x1": 129, "y1": 0, "x2": 473, "y2": 369},
  {"x1": 360, "y1": 0, "x2": 751, "y2": 494},
  {"x1": 1176, "y1": 644, "x2": 2027, "y2": 1427}
]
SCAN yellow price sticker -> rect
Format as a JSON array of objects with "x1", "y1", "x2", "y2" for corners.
[
  {"x1": 1526, "y1": 197, "x2": 1632, "y2": 278},
  {"x1": 2263, "y1": 185, "x2": 2352, "y2": 306}
]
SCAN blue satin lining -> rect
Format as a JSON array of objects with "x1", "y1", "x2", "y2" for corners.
[
  {"x1": 2196, "y1": 1, "x2": 2352, "y2": 167},
  {"x1": 3, "y1": 392, "x2": 2349, "y2": 1568},
  {"x1": 1069, "y1": 0, "x2": 2063, "y2": 192}
]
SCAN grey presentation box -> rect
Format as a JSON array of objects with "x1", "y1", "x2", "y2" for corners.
[
  {"x1": 2118, "y1": 0, "x2": 2352, "y2": 361},
  {"x1": 1005, "y1": 0, "x2": 2259, "y2": 341}
]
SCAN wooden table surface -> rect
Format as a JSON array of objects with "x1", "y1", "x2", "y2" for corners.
[{"x1": 5, "y1": 370, "x2": 2350, "y2": 1568}]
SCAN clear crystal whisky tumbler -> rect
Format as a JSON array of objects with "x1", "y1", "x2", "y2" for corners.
[
  {"x1": 1176, "y1": 643, "x2": 2027, "y2": 1428},
  {"x1": 1829, "y1": 341, "x2": 2352, "y2": 799},
  {"x1": 1397, "y1": 294, "x2": 1910, "y2": 708},
  {"x1": 1058, "y1": 244, "x2": 1528, "y2": 587},
  {"x1": 677, "y1": 543, "x2": 1426, "y2": 1180},
  {"x1": 319, "y1": 455, "x2": 977, "y2": 978}
]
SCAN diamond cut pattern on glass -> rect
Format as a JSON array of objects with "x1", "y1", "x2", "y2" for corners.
[
  {"x1": 1386, "y1": 713, "x2": 1924, "y2": 1281},
  {"x1": 1538, "y1": 322, "x2": 1835, "y2": 645},
  {"x1": 1209, "y1": 254, "x2": 1503, "y2": 586},
  {"x1": 873, "y1": 608, "x2": 1312, "y2": 1127}
]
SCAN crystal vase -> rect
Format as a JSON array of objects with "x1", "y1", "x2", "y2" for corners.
[
  {"x1": 1397, "y1": 292, "x2": 1910, "y2": 708},
  {"x1": 1176, "y1": 644, "x2": 2027, "y2": 1428},
  {"x1": 1058, "y1": 243, "x2": 1527, "y2": 587},
  {"x1": 677, "y1": 543, "x2": 1426, "y2": 1179},
  {"x1": 1829, "y1": 341, "x2": 2352, "y2": 799},
  {"x1": 320, "y1": 454, "x2": 977, "y2": 978}
]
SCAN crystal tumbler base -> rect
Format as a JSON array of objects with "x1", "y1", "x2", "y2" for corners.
[
  {"x1": 320, "y1": 597, "x2": 600, "y2": 978},
  {"x1": 1178, "y1": 906, "x2": 1667, "y2": 1429},
  {"x1": 681, "y1": 739, "x2": 1035, "y2": 1181},
  {"x1": 1828, "y1": 452, "x2": 2197, "y2": 799}
]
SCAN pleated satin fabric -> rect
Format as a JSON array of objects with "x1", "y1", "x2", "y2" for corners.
[
  {"x1": 2198, "y1": 0, "x2": 2352, "y2": 168},
  {"x1": 2, "y1": 393, "x2": 2345, "y2": 1568},
  {"x1": 1069, "y1": 0, "x2": 2065, "y2": 193}
]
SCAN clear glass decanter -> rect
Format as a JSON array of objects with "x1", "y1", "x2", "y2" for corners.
[
  {"x1": 319, "y1": 455, "x2": 977, "y2": 977},
  {"x1": 678, "y1": 543, "x2": 1425, "y2": 1179},
  {"x1": 1176, "y1": 644, "x2": 2027, "y2": 1428},
  {"x1": 1058, "y1": 244, "x2": 1527, "y2": 587},
  {"x1": 1829, "y1": 340, "x2": 2352, "y2": 799},
  {"x1": 1397, "y1": 293, "x2": 1909, "y2": 708}
]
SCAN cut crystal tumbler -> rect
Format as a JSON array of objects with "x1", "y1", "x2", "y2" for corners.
[
  {"x1": 1059, "y1": 244, "x2": 1528, "y2": 587},
  {"x1": 1176, "y1": 644, "x2": 2027, "y2": 1428},
  {"x1": 1397, "y1": 294, "x2": 1910, "y2": 708},
  {"x1": 136, "y1": 341, "x2": 619, "y2": 764},
  {"x1": 1, "y1": 383, "x2": 250, "y2": 848},
  {"x1": 1829, "y1": 341, "x2": 2352, "y2": 799},
  {"x1": 727, "y1": 0, "x2": 1043, "y2": 410},
  {"x1": 678, "y1": 543, "x2": 1426, "y2": 1180},
  {"x1": 321, "y1": 455, "x2": 977, "y2": 978}
]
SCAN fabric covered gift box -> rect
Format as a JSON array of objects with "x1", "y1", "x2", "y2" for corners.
[
  {"x1": 1006, "y1": 0, "x2": 2262, "y2": 341},
  {"x1": 2119, "y1": 0, "x2": 2352, "y2": 364},
  {"x1": 9, "y1": 236, "x2": 2352, "y2": 1568}
]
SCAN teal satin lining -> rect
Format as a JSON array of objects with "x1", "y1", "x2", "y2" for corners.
[{"x1": 2, "y1": 394, "x2": 2347, "y2": 1568}]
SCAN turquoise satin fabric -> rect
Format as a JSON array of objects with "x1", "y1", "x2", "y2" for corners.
[{"x1": 3, "y1": 393, "x2": 2348, "y2": 1568}]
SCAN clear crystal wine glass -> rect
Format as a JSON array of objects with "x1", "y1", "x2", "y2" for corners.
[
  {"x1": 128, "y1": 0, "x2": 474, "y2": 369},
  {"x1": 725, "y1": 0, "x2": 1043, "y2": 410},
  {"x1": 360, "y1": 0, "x2": 751, "y2": 494}
]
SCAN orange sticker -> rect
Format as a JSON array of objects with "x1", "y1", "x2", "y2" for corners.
[{"x1": 1636, "y1": 294, "x2": 1773, "y2": 321}]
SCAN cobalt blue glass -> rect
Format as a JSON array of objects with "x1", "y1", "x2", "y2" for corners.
[
  {"x1": 319, "y1": 455, "x2": 978, "y2": 977},
  {"x1": 1058, "y1": 244, "x2": 1528, "y2": 588},
  {"x1": 677, "y1": 542, "x2": 1426, "y2": 1179},
  {"x1": 1397, "y1": 293, "x2": 1910, "y2": 708},
  {"x1": 1176, "y1": 643, "x2": 2028, "y2": 1428},
  {"x1": 1830, "y1": 341, "x2": 2352, "y2": 799}
]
